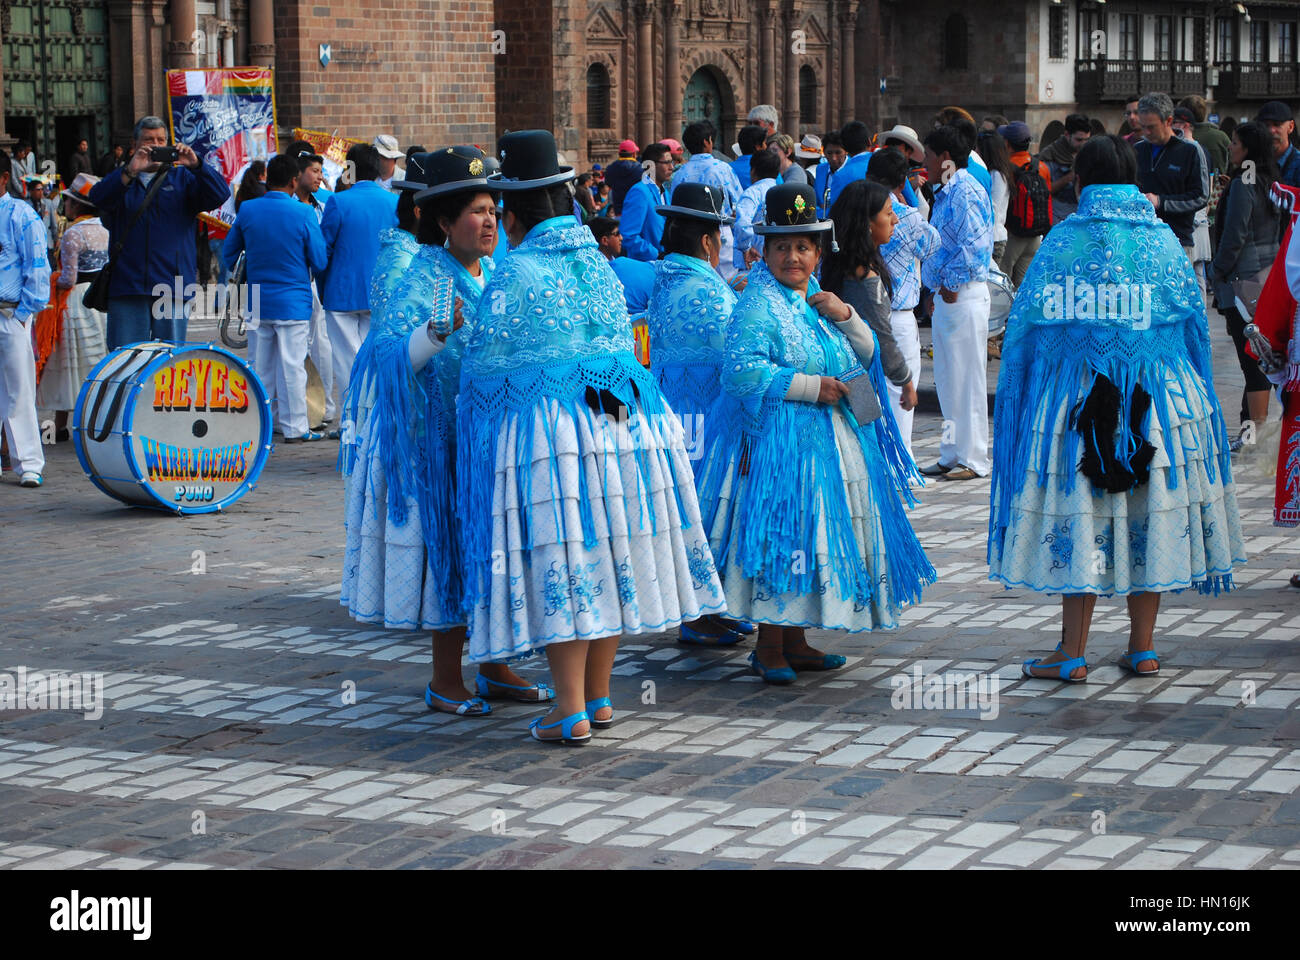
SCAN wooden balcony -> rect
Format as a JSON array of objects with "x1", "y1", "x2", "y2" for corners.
[
  {"x1": 1075, "y1": 60, "x2": 1206, "y2": 102},
  {"x1": 1214, "y1": 62, "x2": 1300, "y2": 99}
]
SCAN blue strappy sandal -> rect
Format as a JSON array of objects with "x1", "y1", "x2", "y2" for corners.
[
  {"x1": 585, "y1": 697, "x2": 614, "y2": 729},
  {"x1": 529, "y1": 710, "x2": 591, "y2": 745},
  {"x1": 475, "y1": 673, "x2": 556, "y2": 703},
  {"x1": 718, "y1": 616, "x2": 757, "y2": 635},
  {"x1": 679, "y1": 621, "x2": 745, "y2": 646},
  {"x1": 425, "y1": 683, "x2": 492, "y2": 716},
  {"x1": 1118, "y1": 649, "x2": 1160, "y2": 676},
  {"x1": 748, "y1": 651, "x2": 796, "y2": 685},
  {"x1": 1021, "y1": 644, "x2": 1088, "y2": 683}
]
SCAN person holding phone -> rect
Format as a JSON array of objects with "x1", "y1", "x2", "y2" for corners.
[
  {"x1": 341, "y1": 146, "x2": 554, "y2": 718},
  {"x1": 87, "y1": 115, "x2": 230, "y2": 348},
  {"x1": 693, "y1": 183, "x2": 935, "y2": 685}
]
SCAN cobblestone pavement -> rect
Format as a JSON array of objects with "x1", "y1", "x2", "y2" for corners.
[{"x1": 1, "y1": 311, "x2": 1298, "y2": 870}]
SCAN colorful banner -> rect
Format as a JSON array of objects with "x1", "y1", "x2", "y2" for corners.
[
  {"x1": 167, "y1": 67, "x2": 278, "y2": 235},
  {"x1": 292, "y1": 127, "x2": 366, "y2": 191}
]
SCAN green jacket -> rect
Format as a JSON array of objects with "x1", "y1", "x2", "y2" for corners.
[{"x1": 1192, "y1": 121, "x2": 1231, "y2": 176}]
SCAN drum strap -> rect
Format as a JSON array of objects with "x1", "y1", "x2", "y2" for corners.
[{"x1": 87, "y1": 347, "x2": 147, "y2": 444}]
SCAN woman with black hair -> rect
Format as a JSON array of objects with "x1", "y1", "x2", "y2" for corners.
[
  {"x1": 976, "y1": 131, "x2": 1017, "y2": 264},
  {"x1": 457, "y1": 130, "x2": 725, "y2": 743},
  {"x1": 342, "y1": 146, "x2": 554, "y2": 718},
  {"x1": 234, "y1": 160, "x2": 266, "y2": 211},
  {"x1": 1210, "y1": 121, "x2": 1281, "y2": 446},
  {"x1": 990, "y1": 134, "x2": 1246, "y2": 681},
  {"x1": 695, "y1": 182, "x2": 934, "y2": 684},
  {"x1": 645, "y1": 183, "x2": 756, "y2": 646},
  {"x1": 823, "y1": 179, "x2": 918, "y2": 425}
]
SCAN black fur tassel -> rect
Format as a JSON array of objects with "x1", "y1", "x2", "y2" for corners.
[{"x1": 1070, "y1": 372, "x2": 1156, "y2": 494}]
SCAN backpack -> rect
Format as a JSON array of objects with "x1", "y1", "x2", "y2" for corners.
[{"x1": 1007, "y1": 156, "x2": 1053, "y2": 237}]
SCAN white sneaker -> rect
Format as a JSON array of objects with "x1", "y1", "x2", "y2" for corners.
[{"x1": 18, "y1": 472, "x2": 42, "y2": 487}]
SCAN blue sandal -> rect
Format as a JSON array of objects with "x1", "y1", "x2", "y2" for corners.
[
  {"x1": 718, "y1": 616, "x2": 757, "y2": 635},
  {"x1": 679, "y1": 622, "x2": 745, "y2": 646},
  {"x1": 1021, "y1": 644, "x2": 1088, "y2": 683},
  {"x1": 1119, "y1": 649, "x2": 1160, "y2": 676},
  {"x1": 529, "y1": 711, "x2": 591, "y2": 745},
  {"x1": 785, "y1": 652, "x2": 847, "y2": 671},
  {"x1": 475, "y1": 673, "x2": 556, "y2": 703},
  {"x1": 585, "y1": 697, "x2": 614, "y2": 729},
  {"x1": 748, "y1": 651, "x2": 796, "y2": 685},
  {"x1": 425, "y1": 683, "x2": 492, "y2": 716}
]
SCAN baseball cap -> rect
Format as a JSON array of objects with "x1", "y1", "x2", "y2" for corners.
[
  {"x1": 372, "y1": 134, "x2": 404, "y2": 159},
  {"x1": 618, "y1": 139, "x2": 639, "y2": 155},
  {"x1": 659, "y1": 138, "x2": 683, "y2": 154},
  {"x1": 997, "y1": 121, "x2": 1032, "y2": 145},
  {"x1": 1172, "y1": 106, "x2": 1196, "y2": 125},
  {"x1": 1256, "y1": 101, "x2": 1294, "y2": 123}
]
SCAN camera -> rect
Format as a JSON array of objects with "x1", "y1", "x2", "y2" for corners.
[{"x1": 149, "y1": 146, "x2": 180, "y2": 163}]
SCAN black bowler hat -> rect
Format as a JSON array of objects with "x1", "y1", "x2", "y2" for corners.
[
  {"x1": 391, "y1": 151, "x2": 438, "y2": 192},
  {"x1": 754, "y1": 183, "x2": 832, "y2": 235},
  {"x1": 656, "y1": 182, "x2": 734, "y2": 224},
  {"x1": 489, "y1": 129, "x2": 575, "y2": 191},
  {"x1": 409, "y1": 146, "x2": 497, "y2": 202}
]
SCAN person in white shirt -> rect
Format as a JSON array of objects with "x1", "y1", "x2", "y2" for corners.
[
  {"x1": 975, "y1": 130, "x2": 1015, "y2": 265},
  {"x1": 372, "y1": 135, "x2": 406, "y2": 193},
  {"x1": 733, "y1": 148, "x2": 781, "y2": 273}
]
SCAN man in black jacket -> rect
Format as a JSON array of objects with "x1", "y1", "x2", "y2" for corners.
[{"x1": 1133, "y1": 92, "x2": 1207, "y2": 257}]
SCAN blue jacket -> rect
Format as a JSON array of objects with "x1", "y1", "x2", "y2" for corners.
[
  {"x1": 222, "y1": 191, "x2": 328, "y2": 322},
  {"x1": 731, "y1": 156, "x2": 753, "y2": 191},
  {"x1": 87, "y1": 158, "x2": 231, "y2": 298},
  {"x1": 620, "y1": 179, "x2": 665, "y2": 261},
  {"x1": 611, "y1": 256, "x2": 655, "y2": 313},
  {"x1": 825, "y1": 152, "x2": 872, "y2": 212},
  {"x1": 1279, "y1": 144, "x2": 1300, "y2": 189},
  {"x1": 318, "y1": 180, "x2": 398, "y2": 311},
  {"x1": 813, "y1": 160, "x2": 831, "y2": 216}
]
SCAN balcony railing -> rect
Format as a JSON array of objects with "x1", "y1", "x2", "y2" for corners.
[
  {"x1": 1075, "y1": 59, "x2": 1206, "y2": 102},
  {"x1": 1214, "y1": 62, "x2": 1299, "y2": 99}
]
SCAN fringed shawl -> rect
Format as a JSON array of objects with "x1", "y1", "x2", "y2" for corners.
[
  {"x1": 646, "y1": 252, "x2": 736, "y2": 417},
  {"x1": 988, "y1": 183, "x2": 1232, "y2": 576}
]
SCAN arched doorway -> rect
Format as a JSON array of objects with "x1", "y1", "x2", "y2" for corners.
[{"x1": 683, "y1": 66, "x2": 735, "y2": 151}]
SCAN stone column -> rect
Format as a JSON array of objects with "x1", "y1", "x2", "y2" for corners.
[
  {"x1": 664, "y1": 1, "x2": 683, "y2": 140},
  {"x1": 249, "y1": 0, "x2": 275, "y2": 67},
  {"x1": 168, "y1": 0, "x2": 198, "y2": 69},
  {"x1": 783, "y1": 5, "x2": 799, "y2": 135},
  {"x1": 841, "y1": 2, "x2": 857, "y2": 125},
  {"x1": 0, "y1": 15, "x2": 10, "y2": 147},
  {"x1": 760, "y1": 5, "x2": 776, "y2": 107},
  {"x1": 637, "y1": 2, "x2": 656, "y2": 148}
]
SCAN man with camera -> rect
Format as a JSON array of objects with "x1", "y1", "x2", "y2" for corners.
[{"x1": 88, "y1": 115, "x2": 230, "y2": 349}]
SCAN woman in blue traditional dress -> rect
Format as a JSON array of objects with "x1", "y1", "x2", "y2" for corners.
[
  {"x1": 694, "y1": 183, "x2": 935, "y2": 685},
  {"x1": 341, "y1": 146, "x2": 552, "y2": 717},
  {"x1": 458, "y1": 130, "x2": 726, "y2": 744},
  {"x1": 989, "y1": 136, "x2": 1247, "y2": 681},
  {"x1": 644, "y1": 182, "x2": 757, "y2": 647}
]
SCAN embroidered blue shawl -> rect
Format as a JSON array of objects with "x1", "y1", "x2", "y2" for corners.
[
  {"x1": 988, "y1": 183, "x2": 1233, "y2": 592},
  {"x1": 457, "y1": 217, "x2": 683, "y2": 610},
  {"x1": 646, "y1": 252, "x2": 736, "y2": 417},
  {"x1": 694, "y1": 261, "x2": 931, "y2": 612}
]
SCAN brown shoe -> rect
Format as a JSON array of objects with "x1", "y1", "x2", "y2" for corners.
[{"x1": 937, "y1": 466, "x2": 982, "y2": 481}]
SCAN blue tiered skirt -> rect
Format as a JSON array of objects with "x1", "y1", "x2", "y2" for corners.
[
  {"x1": 989, "y1": 359, "x2": 1247, "y2": 594},
  {"x1": 458, "y1": 354, "x2": 728, "y2": 663}
]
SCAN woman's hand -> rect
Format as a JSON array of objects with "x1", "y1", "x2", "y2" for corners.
[
  {"x1": 899, "y1": 380, "x2": 918, "y2": 411},
  {"x1": 817, "y1": 376, "x2": 851, "y2": 405},
  {"x1": 807, "y1": 291, "x2": 851, "y2": 323}
]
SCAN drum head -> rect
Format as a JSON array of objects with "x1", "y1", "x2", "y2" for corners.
[
  {"x1": 78, "y1": 342, "x2": 271, "y2": 515},
  {"x1": 987, "y1": 270, "x2": 1015, "y2": 339}
]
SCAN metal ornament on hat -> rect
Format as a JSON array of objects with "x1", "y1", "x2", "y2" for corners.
[{"x1": 468, "y1": 157, "x2": 484, "y2": 176}]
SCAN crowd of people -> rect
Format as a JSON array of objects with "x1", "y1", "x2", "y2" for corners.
[{"x1": 0, "y1": 92, "x2": 1298, "y2": 742}]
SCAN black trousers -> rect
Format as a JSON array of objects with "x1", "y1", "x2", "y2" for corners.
[{"x1": 1222, "y1": 305, "x2": 1273, "y2": 425}]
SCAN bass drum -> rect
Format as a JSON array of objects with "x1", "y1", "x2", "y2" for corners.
[
  {"x1": 73, "y1": 341, "x2": 272, "y2": 514},
  {"x1": 987, "y1": 268, "x2": 1015, "y2": 339}
]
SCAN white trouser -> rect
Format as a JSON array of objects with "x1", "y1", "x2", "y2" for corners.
[
  {"x1": 931, "y1": 280, "x2": 991, "y2": 476},
  {"x1": 307, "y1": 282, "x2": 336, "y2": 421},
  {"x1": 717, "y1": 225, "x2": 739, "y2": 282},
  {"x1": 325, "y1": 308, "x2": 370, "y2": 403},
  {"x1": 886, "y1": 308, "x2": 922, "y2": 456},
  {"x1": 253, "y1": 319, "x2": 311, "y2": 438},
  {"x1": 0, "y1": 308, "x2": 43, "y2": 475}
]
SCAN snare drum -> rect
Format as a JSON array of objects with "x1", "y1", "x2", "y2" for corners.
[
  {"x1": 987, "y1": 269, "x2": 1015, "y2": 339},
  {"x1": 73, "y1": 342, "x2": 272, "y2": 514}
]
